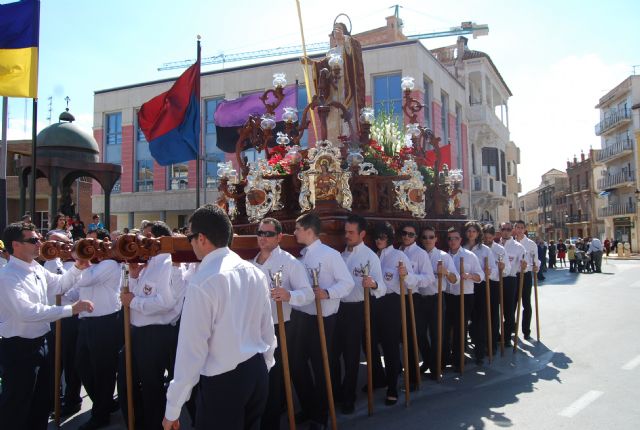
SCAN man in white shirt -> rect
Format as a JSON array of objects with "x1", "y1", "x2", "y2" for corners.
[
  {"x1": 444, "y1": 227, "x2": 483, "y2": 372},
  {"x1": 399, "y1": 223, "x2": 435, "y2": 386},
  {"x1": 587, "y1": 237, "x2": 603, "y2": 273},
  {"x1": 333, "y1": 214, "x2": 385, "y2": 414},
  {"x1": 290, "y1": 212, "x2": 354, "y2": 429},
  {"x1": 163, "y1": 205, "x2": 275, "y2": 430},
  {"x1": 120, "y1": 221, "x2": 177, "y2": 430},
  {"x1": 513, "y1": 220, "x2": 539, "y2": 341},
  {"x1": 482, "y1": 224, "x2": 510, "y2": 355},
  {"x1": 419, "y1": 225, "x2": 459, "y2": 378},
  {"x1": 75, "y1": 228, "x2": 123, "y2": 430},
  {"x1": 251, "y1": 217, "x2": 314, "y2": 430},
  {"x1": 0, "y1": 222, "x2": 93, "y2": 430},
  {"x1": 499, "y1": 222, "x2": 526, "y2": 346}
]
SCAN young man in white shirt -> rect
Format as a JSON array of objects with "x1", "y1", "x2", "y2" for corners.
[
  {"x1": 0, "y1": 222, "x2": 93, "y2": 430},
  {"x1": 290, "y1": 212, "x2": 354, "y2": 429},
  {"x1": 482, "y1": 224, "x2": 510, "y2": 355},
  {"x1": 163, "y1": 204, "x2": 276, "y2": 430},
  {"x1": 499, "y1": 222, "x2": 526, "y2": 346},
  {"x1": 419, "y1": 225, "x2": 459, "y2": 378},
  {"x1": 333, "y1": 214, "x2": 385, "y2": 414},
  {"x1": 513, "y1": 220, "x2": 539, "y2": 341},
  {"x1": 251, "y1": 217, "x2": 314, "y2": 430},
  {"x1": 444, "y1": 227, "x2": 483, "y2": 372}
]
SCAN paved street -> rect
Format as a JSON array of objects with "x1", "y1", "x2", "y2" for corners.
[{"x1": 51, "y1": 258, "x2": 640, "y2": 429}]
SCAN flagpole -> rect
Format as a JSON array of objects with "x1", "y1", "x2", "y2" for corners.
[
  {"x1": 196, "y1": 36, "x2": 202, "y2": 209},
  {"x1": 1, "y1": 97, "x2": 8, "y2": 232},
  {"x1": 30, "y1": 98, "x2": 37, "y2": 220}
]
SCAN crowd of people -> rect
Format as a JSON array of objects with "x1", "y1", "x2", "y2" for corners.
[
  {"x1": 533, "y1": 236, "x2": 609, "y2": 276},
  {"x1": 0, "y1": 208, "x2": 546, "y2": 430}
]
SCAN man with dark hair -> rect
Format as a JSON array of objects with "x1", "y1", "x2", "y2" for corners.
[
  {"x1": 119, "y1": 220, "x2": 177, "y2": 429},
  {"x1": 290, "y1": 212, "x2": 353, "y2": 429},
  {"x1": 0, "y1": 222, "x2": 94, "y2": 429},
  {"x1": 73, "y1": 231, "x2": 123, "y2": 430},
  {"x1": 164, "y1": 204, "x2": 276, "y2": 430},
  {"x1": 498, "y1": 222, "x2": 526, "y2": 347},
  {"x1": 418, "y1": 225, "x2": 459, "y2": 379},
  {"x1": 333, "y1": 215, "x2": 385, "y2": 414},
  {"x1": 398, "y1": 222, "x2": 435, "y2": 386},
  {"x1": 482, "y1": 224, "x2": 510, "y2": 355},
  {"x1": 513, "y1": 220, "x2": 540, "y2": 342},
  {"x1": 143, "y1": 220, "x2": 172, "y2": 239},
  {"x1": 251, "y1": 217, "x2": 314, "y2": 429}
]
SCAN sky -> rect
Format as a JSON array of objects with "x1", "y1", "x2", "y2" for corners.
[{"x1": 2, "y1": 0, "x2": 639, "y2": 192}]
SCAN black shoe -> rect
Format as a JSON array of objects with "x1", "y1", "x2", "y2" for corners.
[
  {"x1": 384, "y1": 395, "x2": 398, "y2": 406},
  {"x1": 340, "y1": 402, "x2": 355, "y2": 415},
  {"x1": 524, "y1": 334, "x2": 532, "y2": 341},
  {"x1": 78, "y1": 417, "x2": 110, "y2": 430},
  {"x1": 60, "y1": 402, "x2": 82, "y2": 418}
]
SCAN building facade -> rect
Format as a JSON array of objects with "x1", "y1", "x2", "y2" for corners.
[
  {"x1": 594, "y1": 75, "x2": 640, "y2": 250},
  {"x1": 565, "y1": 150, "x2": 602, "y2": 239},
  {"x1": 519, "y1": 186, "x2": 540, "y2": 237},
  {"x1": 92, "y1": 16, "x2": 478, "y2": 229},
  {"x1": 536, "y1": 169, "x2": 568, "y2": 241}
]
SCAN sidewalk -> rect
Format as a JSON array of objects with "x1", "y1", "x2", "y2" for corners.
[{"x1": 604, "y1": 253, "x2": 640, "y2": 261}]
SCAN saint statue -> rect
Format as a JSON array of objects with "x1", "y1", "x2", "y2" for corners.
[{"x1": 314, "y1": 159, "x2": 338, "y2": 201}]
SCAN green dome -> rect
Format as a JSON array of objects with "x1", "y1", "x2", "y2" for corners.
[{"x1": 36, "y1": 111, "x2": 100, "y2": 163}]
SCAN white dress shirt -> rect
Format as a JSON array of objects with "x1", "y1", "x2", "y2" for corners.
[
  {"x1": 164, "y1": 247, "x2": 276, "y2": 421},
  {"x1": 341, "y1": 242, "x2": 386, "y2": 302},
  {"x1": 402, "y1": 242, "x2": 436, "y2": 296},
  {"x1": 426, "y1": 247, "x2": 459, "y2": 293},
  {"x1": 588, "y1": 238, "x2": 603, "y2": 253},
  {"x1": 485, "y1": 242, "x2": 510, "y2": 281},
  {"x1": 44, "y1": 258, "x2": 77, "y2": 305},
  {"x1": 379, "y1": 245, "x2": 417, "y2": 295},
  {"x1": 0, "y1": 257, "x2": 82, "y2": 338},
  {"x1": 447, "y1": 248, "x2": 483, "y2": 295},
  {"x1": 71, "y1": 259, "x2": 122, "y2": 318},
  {"x1": 296, "y1": 239, "x2": 354, "y2": 317},
  {"x1": 501, "y1": 238, "x2": 526, "y2": 277},
  {"x1": 128, "y1": 253, "x2": 176, "y2": 327},
  {"x1": 516, "y1": 236, "x2": 540, "y2": 272},
  {"x1": 252, "y1": 246, "x2": 314, "y2": 323},
  {"x1": 468, "y1": 243, "x2": 499, "y2": 282},
  {"x1": 168, "y1": 263, "x2": 197, "y2": 325}
]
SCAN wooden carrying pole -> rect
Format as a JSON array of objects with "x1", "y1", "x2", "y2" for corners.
[
  {"x1": 363, "y1": 284, "x2": 374, "y2": 416},
  {"x1": 274, "y1": 294, "x2": 296, "y2": 430},
  {"x1": 436, "y1": 261, "x2": 443, "y2": 382},
  {"x1": 121, "y1": 265, "x2": 135, "y2": 430},
  {"x1": 484, "y1": 257, "x2": 493, "y2": 363},
  {"x1": 311, "y1": 271, "x2": 337, "y2": 430},
  {"x1": 533, "y1": 257, "x2": 541, "y2": 341},
  {"x1": 398, "y1": 261, "x2": 410, "y2": 406},
  {"x1": 54, "y1": 294, "x2": 62, "y2": 428},
  {"x1": 459, "y1": 257, "x2": 465, "y2": 373},
  {"x1": 498, "y1": 259, "x2": 505, "y2": 357},
  {"x1": 513, "y1": 260, "x2": 525, "y2": 352},
  {"x1": 406, "y1": 280, "x2": 421, "y2": 391}
]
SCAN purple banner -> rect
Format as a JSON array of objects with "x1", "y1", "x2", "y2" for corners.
[{"x1": 214, "y1": 85, "x2": 297, "y2": 127}]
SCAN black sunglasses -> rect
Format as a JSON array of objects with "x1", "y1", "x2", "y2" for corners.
[
  {"x1": 21, "y1": 237, "x2": 42, "y2": 245},
  {"x1": 421, "y1": 235, "x2": 436, "y2": 240},
  {"x1": 401, "y1": 231, "x2": 416, "y2": 238},
  {"x1": 256, "y1": 230, "x2": 278, "y2": 238},
  {"x1": 187, "y1": 232, "x2": 199, "y2": 242}
]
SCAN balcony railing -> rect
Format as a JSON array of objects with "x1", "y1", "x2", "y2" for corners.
[
  {"x1": 598, "y1": 202, "x2": 636, "y2": 217},
  {"x1": 597, "y1": 170, "x2": 635, "y2": 190},
  {"x1": 472, "y1": 175, "x2": 506, "y2": 198},
  {"x1": 595, "y1": 108, "x2": 631, "y2": 135},
  {"x1": 565, "y1": 214, "x2": 590, "y2": 223},
  {"x1": 596, "y1": 137, "x2": 634, "y2": 163}
]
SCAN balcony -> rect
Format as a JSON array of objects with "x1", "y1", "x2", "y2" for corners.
[
  {"x1": 598, "y1": 202, "x2": 636, "y2": 217},
  {"x1": 595, "y1": 108, "x2": 631, "y2": 136},
  {"x1": 565, "y1": 214, "x2": 590, "y2": 224},
  {"x1": 468, "y1": 104, "x2": 509, "y2": 143},
  {"x1": 597, "y1": 170, "x2": 635, "y2": 190},
  {"x1": 472, "y1": 175, "x2": 506, "y2": 199},
  {"x1": 595, "y1": 137, "x2": 634, "y2": 163}
]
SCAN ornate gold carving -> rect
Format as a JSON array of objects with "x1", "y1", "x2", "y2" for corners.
[
  {"x1": 244, "y1": 159, "x2": 284, "y2": 223},
  {"x1": 393, "y1": 159, "x2": 426, "y2": 218}
]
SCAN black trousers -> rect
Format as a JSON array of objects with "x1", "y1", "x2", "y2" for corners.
[
  {"x1": 443, "y1": 293, "x2": 474, "y2": 368},
  {"x1": 370, "y1": 294, "x2": 401, "y2": 397},
  {"x1": 0, "y1": 335, "x2": 51, "y2": 430},
  {"x1": 196, "y1": 353, "x2": 268, "y2": 430},
  {"x1": 261, "y1": 321, "x2": 291, "y2": 430},
  {"x1": 518, "y1": 272, "x2": 533, "y2": 337},
  {"x1": 290, "y1": 310, "x2": 337, "y2": 426},
  {"x1": 407, "y1": 294, "x2": 441, "y2": 381},
  {"x1": 331, "y1": 302, "x2": 364, "y2": 406},
  {"x1": 118, "y1": 323, "x2": 174, "y2": 430},
  {"x1": 502, "y1": 276, "x2": 518, "y2": 342},
  {"x1": 61, "y1": 315, "x2": 82, "y2": 406},
  {"x1": 488, "y1": 280, "x2": 501, "y2": 352},
  {"x1": 472, "y1": 282, "x2": 489, "y2": 359},
  {"x1": 77, "y1": 312, "x2": 123, "y2": 422}
]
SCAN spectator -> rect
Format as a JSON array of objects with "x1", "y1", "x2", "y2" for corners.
[
  {"x1": 548, "y1": 240, "x2": 557, "y2": 269},
  {"x1": 604, "y1": 238, "x2": 611, "y2": 257},
  {"x1": 537, "y1": 239, "x2": 547, "y2": 280},
  {"x1": 49, "y1": 213, "x2": 72, "y2": 240},
  {"x1": 21, "y1": 213, "x2": 32, "y2": 223},
  {"x1": 568, "y1": 244, "x2": 577, "y2": 272},
  {"x1": 88, "y1": 214, "x2": 104, "y2": 231},
  {"x1": 556, "y1": 239, "x2": 567, "y2": 267}
]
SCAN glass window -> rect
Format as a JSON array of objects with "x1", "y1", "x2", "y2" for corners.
[
  {"x1": 482, "y1": 147, "x2": 498, "y2": 177},
  {"x1": 441, "y1": 91, "x2": 449, "y2": 144},
  {"x1": 136, "y1": 159, "x2": 154, "y2": 192},
  {"x1": 373, "y1": 74, "x2": 402, "y2": 122},
  {"x1": 105, "y1": 112, "x2": 122, "y2": 193},
  {"x1": 423, "y1": 79, "x2": 432, "y2": 128},
  {"x1": 168, "y1": 163, "x2": 189, "y2": 190},
  {"x1": 204, "y1": 98, "x2": 226, "y2": 187}
]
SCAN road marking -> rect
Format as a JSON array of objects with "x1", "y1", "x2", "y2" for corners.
[
  {"x1": 559, "y1": 390, "x2": 603, "y2": 418},
  {"x1": 622, "y1": 355, "x2": 640, "y2": 370}
]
